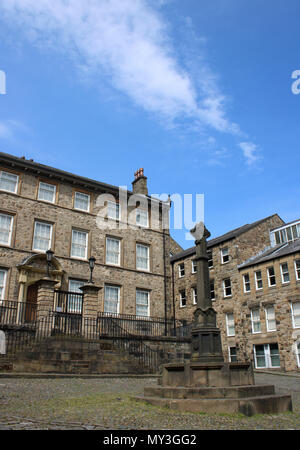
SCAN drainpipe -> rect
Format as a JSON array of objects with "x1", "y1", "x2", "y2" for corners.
[
  {"x1": 171, "y1": 260, "x2": 176, "y2": 336},
  {"x1": 163, "y1": 229, "x2": 167, "y2": 336}
]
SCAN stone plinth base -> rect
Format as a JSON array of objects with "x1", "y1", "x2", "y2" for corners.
[
  {"x1": 135, "y1": 361, "x2": 293, "y2": 416},
  {"x1": 162, "y1": 361, "x2": 254, "y2": 387}
]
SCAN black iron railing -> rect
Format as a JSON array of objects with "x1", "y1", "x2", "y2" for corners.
[
  {"x1": 0, "y1": 301, "x2": 37, "y2": 325},
  {"x1": 54, "y1": 290, "x2": 84, "y2": 315}
]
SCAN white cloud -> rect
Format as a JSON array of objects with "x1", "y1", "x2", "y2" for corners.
[
  {"x1": 238, "y1": 141, "x2": 260, "y2": 166},
  {"x1": 1, "y1": 0, "x2": 256, "y2": 164}
]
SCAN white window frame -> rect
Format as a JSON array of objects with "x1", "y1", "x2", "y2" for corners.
[
  {"x1": 178, "y1": 263, "x2": 185, "y2": 278},
  {"x1": 74, "y1": 191, "x2": 90, "y2": 212},
  {"x1": 32, "y1": 221, "x2": 53, "y2": 252},
  {"x1": 255, "y1": 270, "x2": 263, "y2": 290},
  {"x1": 192, "y1": 287, "x2": 197, "y2": 305},
  {"x1": 243, "y1": 274, "x2": 251, "y2": 293},
  {"x1": 106, "y1": 237, "x2": 121, "y2": 266},
  {"x1": 67, "y1": 279, "x2": 84, "y2": 314},
  {"x1": 136, "y1": 243, "x2": 150, "y2": 271},
  {"x1": 296, "y1": 342, "x2": 300, "y2": 368},
  {"x1": 265, "y1": 305, "x2": 276, "y2": 332},
  {"x1": 280, "y1": 262, "x2": 290, "y2": 284},
  {"x1": 267, "y1": 267, "x2": 276, "y2": 287},
  {"x1": 136, "y1": 289, "x2": 150, "y2": 317},
  {"x1": 294, "y1": 260, "x2": 300, "y2": 281},
  {"x1": 192, "y1": 260, "x2": 197, "y2": 274},
  {"x1": 38, "y1": 181, "x2": 56, "y2": 204},
  {"x1": 226, "y1": 313, "x2": 235, "y2": 337},
  {"x1": 221, "y1": 247, "x2": 229, "y2": 264},
  {"x1": 291, "y1": 302, "x2": 300, "y2": 329},
  {"x1": 136, "y1": 208, "x2": 149, "y2": 228},
  {"x1": 107, "y1": 201, "x2": 120, "y2": 220},
  {"x1": 253, "y1": 344, "x2": 280, "y2": 369},
  {"x1": 70, "y1": 229, "x2": 88, "y2": 260},
  {"x1": 179, "y1": 290, "x2": 186, "y2": 308},
  {"x1": 0, "y1": 170, "x2": 19, "y2": 194},
  {"x1": 0, "y1": 213, "x2": 13, "y2": 246},
  {"x1": 251, "y1": 308, "x2": 261, "y2": 334},
  {"x1": 228, "y1": 346, "x2": 237, "y2": 363},
  {"x1": 0, "y1": 268, "x2": 8, "y2": 301},
  {"x1": 223, "y1": 278, "x2": 232, "y2": 297},
  {"x1": 104, "y1": 285, "x2": 120, "y2": 315},
  {"x1": 210, "y1": 280, "x2": 215, "y2": 301},
  {"x1": 208, "y1": 250, "x2": 213, "y2": 269}
]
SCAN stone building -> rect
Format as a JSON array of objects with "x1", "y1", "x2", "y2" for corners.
[
  {"x1": 170, "y1": 214, "x2": 300, "y2": 371},
  {"x1": 0, "y1": 151, "x2": 173, "y2": 321}
]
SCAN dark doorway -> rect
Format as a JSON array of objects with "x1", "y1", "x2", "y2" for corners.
[{"x1": 25, "y1": 284, "x2": 38, "y2": 322}]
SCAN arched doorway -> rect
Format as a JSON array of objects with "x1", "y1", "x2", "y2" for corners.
[{"x1": 25, "y1": 283, "x2": 38, "y2": 322}]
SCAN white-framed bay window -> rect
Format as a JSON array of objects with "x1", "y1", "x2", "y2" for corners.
[
  {"x1": 136, "y1": 289, "x2": 150, "y2": 317},
  {"x1": 71, "y1": 229, "x2": 88, "y2": 259},
  {"x1": 0, "y1": 170, "x2": 19, "y2": 193},
  {"x1": 136, "y1": 208, "x2": 148, "y2": 227},
  {"x1": 104, "y1": 285, "x2": 120, "y2": 314},
  {"x1": 136, "y1": 243, "x2": 150, "y2": 271},
  {"x1": 0, "y1": 213, "x2": 13, "y2": 246},
  {"x1": 265, "y1": 305, "x2": 276, "y2": 332},
  {"x1": 74, "y1": 191, "x2": 90, "y2": 212},
  {"x1": 291, "y1": 302, "x2": 300, "y2": 329},
  {"x1": 251, "y1": 308, "x2": 261, "y2": 334},
  {"x1": 38, "y1": 181, "x2": 56, "y2": 203},
  {"x1": 226, "y1": 313, "x2": 235, "y2": 337},
  {"x1": 106, "y1": 237, "x2": 121, "y2": 266},
  {"x1": 253, "y1": 344, "x2": 280, "y2": 368},
  {"x1": 33, "y1": 221, "x2": 53, "y2": 252},
  {"x1": 0, "y1": 269, "x2": 8, "y2": 301}
]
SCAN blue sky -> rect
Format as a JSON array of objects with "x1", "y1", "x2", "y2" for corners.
[{"x1": 0, "y1": 0, "x2": 299, "y2": 248}]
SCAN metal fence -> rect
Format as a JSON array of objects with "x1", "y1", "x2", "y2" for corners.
[{"x1": 0, "y1": 301, "x2": 37, "y2": 325}]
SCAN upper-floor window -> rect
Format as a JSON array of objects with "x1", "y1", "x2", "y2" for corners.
[
  {"x1": 291, "y1": 302, "x2": 300, "y2": 329},
  {"x1": 0, "y1": 213, "x2": 13, "y2": 246},
  {"x1": 223, "y1": 278, "x2": 232, "y2": 297},
  {"x1": 210, "y1": 279, "x2": 215, "y2": 301},
  {"x1": 71, "y1": 229, "x2": 88, "y2": 259},
  {"x1": 243, "y1": 274, "x2": 251, "y2": 293},
  {"x1": 136, "y1": 208, "x2": 148, "y2": 227},
  {"x1": 208, "y1": 250, "x2": 213, "y2": 268},
  {"x1": 0, "y1": 269, "x2": 7, "y2": 300},
  {"x1": 179, "y1": 263, "x2": 185, "y2": 278},
  {"x1": 179, "y1": 290, "x2": 186, "y2": 308},
  {"x1": 136, "y1": 289, "x2": 150, "y2": 317},
  {"x1": 226, "y1": 313, "x2": 235, "y2": 336},
  {"x1": 192, "y1": 260, "x2": 197, "y2": 273},
  {"x1": 294, "y1": 260, "x2": 300, "y2": 281},
  {"x1": 107, "y1": 201, "x2": 120, "y2": 220},
  {"x1": 265, "y1": 305, "x2": 276, "y2": 332},
  {"x1": 228, "y1": 346, "x2": 237, "y2": 362},
  {"x1": 255, "y1": 270, "x2": 263, "y2": 290},
  {"x1": 251, "y1": 308, "x2": 261, "y2": 334},
  {"x1": 104, "y1": 284, "x2": 120, "y2": 314},
  {"x1": 0, "y1": 170, "x2": 18, "y2": 194},
  {"x1": 106, "y1": 237, "x2": 121, "y2": 266},
  {"x1": 267, "y1": 267, "x2": 276, "y2": 287},
  {"x1": 271, "y1": 221, "x2": 300, "y2": 246},
  {"x1": 38, "y1": 181, "x2": 56, "y2": 203},
  {"x1": 221, "y1": 247, "x2": 229, "y2": 264},
  {"x1": 192, "y1": 287, "x2": 197, "y2": 305},
  {"x1": 74, "y1": 191, "x2": 90, "y2": 212},
  {"x1": 136, "y1": 243, "x2": 150, "y2": 271},
  {"x1": 280, "y1": 263, "x2": 290, "y2": 284},
  {"x1": 33, "y1": 221, "x2": 53, "y2": 252}
]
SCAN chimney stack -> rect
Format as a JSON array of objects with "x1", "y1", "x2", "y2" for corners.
[{"x1": 132, "y1": 168, "x2": 148, "y2": 196}]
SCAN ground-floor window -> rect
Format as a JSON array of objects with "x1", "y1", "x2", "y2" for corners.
[
  {"x1": 253, "y1": 343, "x2": 280, "y2": 368},
  {"x1": 104, "y1": 285, "x2": 120, "y2": 314},
  {"x1": 228, "y1": 346, "x2": 237, "y2": 362}
]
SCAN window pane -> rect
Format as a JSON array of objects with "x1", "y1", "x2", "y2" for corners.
[
  {"x1": 0, "y1": 269, "x2": 7, "y2": 300},
  {"x1": 33, "y1": 222, "x2": 52, "y2": 251},
  {"x1": 0, "y1": 214, "x2": 13, "y2": 245},
  {"x1": 136, "y1": 244, "x2": 149, "y2": 270},
  {"x1": 136, "y1": 209, "x2": 148, "y2": 227},
  {"x1": 104, "y1": 286, "x2": 119, "y2": 314},
  {"x1": 0, "y1": 171, "x2": 18, "y2": 193},
  {"x1": 38, "y1": 182, "x2": 56, "y2": 203},
  {"x1": 107, "y1": 201, "x2": 120, "y2": 220},
  {"x1": 106, "y1": 238, "x2": 120, "y2": 265},
  {"x1": 136, "y1": 290, "x2": 149, "y2": 317},
  {"x1": 74, "y1": 192, "x2": 90, "y2": 211},
  {"x1": 71, "y1": 230, "x2": 87, "y2": 258}
]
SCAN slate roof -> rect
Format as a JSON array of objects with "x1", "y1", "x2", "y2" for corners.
[
  {"x1": 170, "y1": 214, "x2": 283, "y2": 263},
  {"x1": 238, "y1": 238, "x2": 300, "y2": 270}
]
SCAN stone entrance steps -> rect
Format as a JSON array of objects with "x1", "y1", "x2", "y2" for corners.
[
  {"x1": 135, "y1": 384, "x2": 293, "y2": 416},
  {"x1": 0, "y1": 357, "x2": 13, "y2": 372}
]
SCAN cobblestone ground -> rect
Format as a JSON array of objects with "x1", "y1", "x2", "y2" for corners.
[{"x1": 0, "y1": 372, "x2": 299, "y2": 430}]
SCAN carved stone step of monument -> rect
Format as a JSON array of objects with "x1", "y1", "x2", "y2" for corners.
[
  {"x1": 144, "y1": 384, "x2": 276, "y2": 399},
  {"x1": 134, "y1": 393, "x2": 293, "y2": 417}
]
